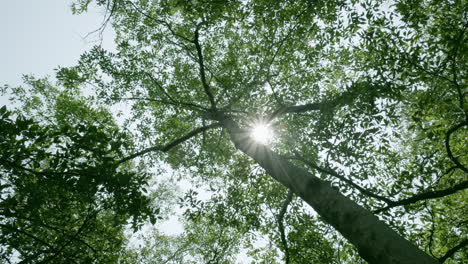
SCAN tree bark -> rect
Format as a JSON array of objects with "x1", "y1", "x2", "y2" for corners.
[{"x1": 220, "y1": 116, "x2": 437, "y2": 264}]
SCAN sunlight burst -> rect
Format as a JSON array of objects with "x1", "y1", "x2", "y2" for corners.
[{"x1": 251, "y1": 123, "x2": 274, "y2": 144}]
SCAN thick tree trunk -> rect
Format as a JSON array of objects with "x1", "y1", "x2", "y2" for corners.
[{"x1": 221, "y1": 117, "x2": 437, "y2": 264}]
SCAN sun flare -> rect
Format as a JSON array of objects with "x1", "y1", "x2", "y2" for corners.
[{"x1": 251, "y1": 123, "x2": 274, "y2": 144}]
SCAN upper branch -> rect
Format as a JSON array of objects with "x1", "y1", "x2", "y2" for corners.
[
  {"x1": 193, "y1": 26, "x2": 217, "y2": 110},
  {"x1": 445, "y1": 120, "x2": 468, "y2": 173},
  {"x1": 118, "y1": 122, "x2": 221, "y2": 164},
  {"x1": 374, "y1": 180, "x2": 468, "y2": 214}
]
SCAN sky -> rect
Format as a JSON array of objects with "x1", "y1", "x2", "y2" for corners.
[{"x1": 0, "y1": 0, "x2": 115, "y2": 105}]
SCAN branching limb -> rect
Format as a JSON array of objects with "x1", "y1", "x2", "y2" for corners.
[
  {"x1": 438, "y1": 238, "x2": 468, "y2": 263},
  {"x1": 118, "y1": 123, "x2": 221, "y2": 164},
  {"x1": 374, "y1": 180, "x2": 468, "y2": 214},
  {"x1": 277, "y1": 190, "x2": 293, "y2": 264},
  {"x1": 445, "y1": 120, "x2": 468, "y2": 173}
]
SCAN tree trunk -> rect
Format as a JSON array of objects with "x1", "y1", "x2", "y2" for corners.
[{"x1": 221, "y1": 117, "x2": 437, "y2": 264}]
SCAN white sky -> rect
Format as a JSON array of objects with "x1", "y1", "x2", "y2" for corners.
[{"x1": 0, "y1": 0, "x2": 115, "y2": 105}]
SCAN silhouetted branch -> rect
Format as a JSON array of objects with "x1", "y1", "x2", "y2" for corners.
[
  {"x1": 374, "y1": 180, "x2": 468, "y2": 214},
  {"x1": 119, "y1": 123, "x2": 221, "y2": 164},
  {"x1": 193, "y1": 25, "x2": 217, "y2": 110},
  {"x1": 445, "y1": 120, "x2": 468, "y2": 173},
  {"x1": 424, "y1": 202, "x2": 436, "y2": 258},
  {"x1": 438, "y1": 238, "x2": 468, "y2": 263},
  {"x1": 277, "y1": 190, "x2": 293, "y2": 264}
]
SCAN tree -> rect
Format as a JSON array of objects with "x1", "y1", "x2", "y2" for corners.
[
  {"x1": 0, "y1": 77, "x2": 161, "y2": 263},
  {"x1": 3, "y1": 0, "x2": 467, "y2": 263}
]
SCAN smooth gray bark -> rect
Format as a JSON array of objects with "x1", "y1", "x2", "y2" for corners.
[{"x1": 220, "y1": 116, "x2": 437, "y2": 264}]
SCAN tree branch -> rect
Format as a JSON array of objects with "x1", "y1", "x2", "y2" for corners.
[
  {"x1": 0, "y1": 223, "x2": 59, "y2": 256},
  {"x1": 267, "y1": 103, "x2": 322, "y2": 122},
  {"x1": 193, "y1": 25, "x2": 217, "y2": 110},
  {"x1": 125, "y1": 0, "x2": 193, "y2": 43},
  {"x1": 374, "y1": 180, "x2": 468, "y2": 214},
  {"x1": 112, "y1": 96, "x2": 208, "y2": 111},
  {"x1": 145, "y1": 73, "x2": 209, "y2": 111},
  {"x1": 438, "y1": 238, "x2": 468, "y2": 263},
  {"x1": 445, "y1": 120, "x2": 468, "y2": 173},
  {"x1": 43, "y1": 208, "x2": 100, "y2": 263},
  {"x1": 265, "y1": 89, "x2": 352, "y2": 122},
  {"x1": 14, "y1": 215, "x2": 97, "y2": 255},
  {"x1": 277, "y1": 190, "x2": 293, "y2": 264},
  {"x1": 118, "y1": 123, "x2": 221, "y2": 164}
]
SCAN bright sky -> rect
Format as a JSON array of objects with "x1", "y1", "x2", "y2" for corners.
[{"x1": 0, "y1": 0, "x2": 115, "y2": 105}]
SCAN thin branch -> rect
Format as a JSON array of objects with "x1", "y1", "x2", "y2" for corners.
[
  {"x1": 145, "y1": 74, "x2": 209, "y2": 111},
  {"x1": 374, "y1": 180, "x2": 468, "y2": 214},
  {"x1": 41, "y1": 208, "x2": 100, "y2": 263},
  {"x1": 292, "y1": 152, "x2": 393, "y2": 204},
  {"x1": 0, "y1": 223, "x2": 59, "y2": 255},
  {"x1": 445, "y1": 120, "x2": 468, "y2": 173},
  {"x1": 193, "y1": 25, "x2": 217, "y2": 109},
  {"x1": 424, "y1": 201, "x2": 436, "y2": 258},
  {"x1": 82, "y1": 0, "x2": 118, "y2": 43},
  {"x1": 112, "y1": 96, "x2": 208, "y2": 111},
  {"x1": 277, "y1": 190, "x2": 293, "y2": 264},
  {"x1": 13, "y1": 215, "x2": 97, "y2": 255},
  {"x1": 438, "y1": 238, "x2": 468, "y2": 263},
  {"x1": 118, "y1": 123, "x2": 221, "y2": 164},
  {"x1": 125, "y1": 0, "x2": 193, "y2": 43}
]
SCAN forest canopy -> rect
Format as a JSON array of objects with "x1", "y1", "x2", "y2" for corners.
[{"x1": 1, "y1": 0, "x2": 467, "y2": 263}]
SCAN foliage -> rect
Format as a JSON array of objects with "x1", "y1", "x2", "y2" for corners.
[{"x1": 0, "y1": 79, "x2": 158, "y2": 262}]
